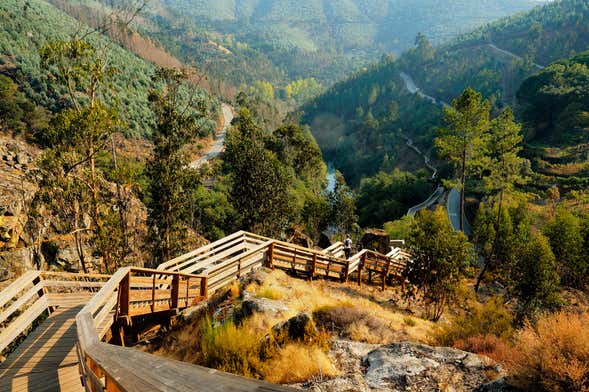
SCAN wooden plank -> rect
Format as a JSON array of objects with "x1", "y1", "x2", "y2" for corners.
[
  {"x1": 0, "y1": 270, "x2": 40, "y2": 310},
  {"x1": 0, "y1": 281, "x2": 44, "y2": 325},
  {"x1": 41, "y1": 280, "x2": 106, "y2": 289},
  {"x1": 0, "y1": 297, "x2": 48, "y2": 354}
]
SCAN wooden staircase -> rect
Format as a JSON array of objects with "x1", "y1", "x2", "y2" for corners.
[{"x1": 0, "y1": 231, "x2": 410, "y2": 391}]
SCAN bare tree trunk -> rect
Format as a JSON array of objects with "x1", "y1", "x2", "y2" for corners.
[
  {"x1": 460, "y1": 151, "x2": 466, "y2": 232},
  {"x1": 475, "y1": 190, "x2": 504, "y2": 293}
]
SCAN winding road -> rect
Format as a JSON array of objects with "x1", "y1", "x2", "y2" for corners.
[
  {"x1": 401, "y1": 133, "x2": 445, "y2": 217},
  {"x1": 487, "y1": 44, "x2": 544, "y2": 70},
  {"x1": 189, "y1": 103, "x2": 234, "y2": 169},
  {"x1": 399, "y1": 73, "x2": 468, "y2": 231}
]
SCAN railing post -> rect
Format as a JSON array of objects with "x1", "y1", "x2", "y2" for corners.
[
  {"x1": 267, "y1": 242, "x2": 275, "y2": 270},
  {"x1": 171, "y1": 274, "x2": 179, "y2": 309},
  {"x1": 311, "y1": 253, "x2": 317, "y2": 281},
  {"x1": 200, "y1": 276, "x2": 208, "y2": 299},
  {"x1": 185, "y1": 277, "x2": 190, "y2": 307},
  {"x1": 383, "y1": 256, "x2": 391, "y2": 291},
  {"x1": 342, "y1": 260, "x2": 349, "y2": 283},
  {"x1": 119, "y1": 271, "x2": 130, "y2": 318},
  {"x1": 151, "y1": 273, "x2": 156, "y2": 313},
  {"x1": 358, "y1": 253, "x2": 365, "y2": 286}
]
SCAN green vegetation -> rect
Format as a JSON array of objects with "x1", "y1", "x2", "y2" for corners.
[
  {"x1": 0, "y1": 0, "x2": 217, "y2": 138},
  {"x1": 357, "y1": 169, "x2": 431, "y2": 227},
  {"x1": 303, "y1": 0, "x2": 589, "y2": 193},
  {"x1": 146, "y1": 68, "x2": 209, "y2": 263},
  {"x1": 436, "y1": 88, "x2": 491, "y2": 231},
  {"x1": 404, "y1": 207, "x2": 474, "y2": 320}
]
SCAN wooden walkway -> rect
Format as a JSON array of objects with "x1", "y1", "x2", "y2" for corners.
[
  {"x1": 0, "y1": 301, "x2": 88, "y2": 391},
  {"x1": 0, "y1": 231, "x2": 410, "y2": 392}
]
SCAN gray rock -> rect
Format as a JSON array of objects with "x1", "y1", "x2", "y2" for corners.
[{"x1": 361, "y1": 342, "x2": 501, "y2": 391}]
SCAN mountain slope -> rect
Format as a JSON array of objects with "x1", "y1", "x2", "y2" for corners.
[
  {"x1": 301, "y1": 0, "x2": 589, "y2": 189},
  {"x1": 111, "y1": 0, "x2": 546, "y2": 91},
  {"x1": 0, "y1": 0, "x2": 217, "y2": 137}
]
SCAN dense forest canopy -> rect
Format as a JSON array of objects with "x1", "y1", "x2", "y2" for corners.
[{"x1": 0, "y1": 0, "x2": 218, "y2": 138}]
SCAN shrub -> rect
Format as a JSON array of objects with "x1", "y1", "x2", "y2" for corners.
[
  {"x1": 199, "y1": 317, "x2": 263, "y2": 377},
  {"x1": 454, "y1": 334, "x2": 513, "y2": 364},
  {"x1": 509, "y1": 311, "x2": 589, "y2": 392},
  {"x1": 313, "y1": 305, "x2": 395, "y2": 344},
  {"x1": 434, "y1": 296, "x2": 513, "y2": 346},
  {"x1": 262, "y1": 344, "x2": 338, "y2": 384}
]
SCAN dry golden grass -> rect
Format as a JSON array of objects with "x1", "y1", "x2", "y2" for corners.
[
  {"x1": 246, "y1": 270, "x2": 433, "y2": 343},
  {"x1": 155, "y1": 270, "x2": 433, "y2": 385},
  {"x1": 262, "y1": 344, "x2": 339, "y2": 384},
  {"x1": 509, "y1": 311, "x2": 589, "y2": 392},
  {"x1": 454, "y1": 334, "x2": 513, "y2": 364}
]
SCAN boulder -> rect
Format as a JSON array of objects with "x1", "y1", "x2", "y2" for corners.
[
  {"x1": 234, "y1": 290, "x2": 288, "y2": 323},
  {"x1": 361, "y1": 229, "x2": 390, "y2": 254},
  {"x1": 271, "y1": 312, "x2": 318, "y2": 343},
  {"x1": 362, "y1": 342, "x2": 501, "y2": 391}
]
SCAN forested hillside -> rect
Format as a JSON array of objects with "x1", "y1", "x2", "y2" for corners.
[
  {"x1": 302, "y1": 0, "x2": 589, "y2": 194},
  {"x1": 0, "y1": 0, "x2": 217, "y2": 138},
  {"x1": 71, "y1": 0, "x2": 545, "y2": 99}
]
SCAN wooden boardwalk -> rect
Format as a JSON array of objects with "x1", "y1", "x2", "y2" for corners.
[
  {"x1": 0, "y1": 231, "x2": 410, "y2": 392},
  {"x1": 0, "y1": 300, "x2": 88, "y2": 391}
]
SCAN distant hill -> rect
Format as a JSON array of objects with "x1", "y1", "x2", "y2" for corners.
[
  {"x1": 301, "y1": 0, "x2": 589, "y2": 190},
  {"x1": 105, "y1": 0, "x2": 547, "y2": 90}
]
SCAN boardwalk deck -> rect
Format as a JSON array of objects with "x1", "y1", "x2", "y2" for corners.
[{"x1": 0, "y1": 303, "x2": 86, "y2": 391}]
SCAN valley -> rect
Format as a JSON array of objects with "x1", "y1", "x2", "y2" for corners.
[{"x1": 0, "y1": 0, "x2": 588, "y2": 391}]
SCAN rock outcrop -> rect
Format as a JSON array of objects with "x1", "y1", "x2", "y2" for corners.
[
  {"x1": 363, "y1": 343, "x2": 500, "y2": 391},
  {"x1": 299, "y1": 341, "x2": 502, "y2": 392}
]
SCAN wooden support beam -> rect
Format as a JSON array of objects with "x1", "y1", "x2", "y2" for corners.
[
  {"x1": 311, "y1": 253, "x2": 317, "y2": 281},
  {"x1": 358, "y1": 253, "x2": 365, "y2": 286},
  {"x1": 267, "y1": 242, "x2": 275, "y2": 270},
  {"x1": 200, "y1": 277, "x2": 208, "y2": 299},
  {"x1": 119, "y1": 272, "x2": 130, "y2": 318},
  {"x1": 171, "y1": 274, "x2": 179, "y2": 309}
]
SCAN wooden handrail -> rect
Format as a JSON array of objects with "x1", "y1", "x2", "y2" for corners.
[
  {"x1": 0, "y1": 271, "x2": 111, "y2": 355},
  {"x1": 76, "y1": 265, "x2": 291, "y2": 391}
]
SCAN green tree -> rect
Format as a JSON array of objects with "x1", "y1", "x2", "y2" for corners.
[
  {"x1": 224, "y1": 108, "x2": 295, "y2": 236},
  {"x1": 513, "y1": 232, "x2": 561, "y2": 318},
  {"x1": 35, "y1": 38, "x2": 126, "y2": 272},
  {"x1": 544, "y1": 207, "x2": 586, "y2": 287},
  {"x1": 328, "y1": 172, "x2": 357, "y2": 236},
  {"x1": 475, "y1": 108, "x2": 528, "y2": 291},
  {"x1": 436, "y1": 87, "x2": 490, "y2": 232},
  {"x1": 404, "y1": 207, "x2": 474, "y2": 321},
  {"x1": 147, "y1": 67, "x2": 204, "y2": 264}
]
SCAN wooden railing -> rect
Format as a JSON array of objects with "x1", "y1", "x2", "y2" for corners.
[
  {"x1": 269, "y1": 241, "x2": 350, "y2": 282},
  {"x1": 75, "y1": 266, "x2": 292, "y2": 392},
  {"x1": 0, "y1": 271, "x2": 111, "y2": 356},
  {"x1": 157, "y1": 231, "x2": 269, "y2": 275},
  {"x1": 115, "y1": 267, "x2": 207, "y2": 319}
]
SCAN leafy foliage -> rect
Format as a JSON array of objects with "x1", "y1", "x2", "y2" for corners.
[
  {"x1": 146, "y1": 68, "x2": 208, "y2": 263},
  {"x1": 404, "y1": 207, "x2": 474, "y2": 321}
]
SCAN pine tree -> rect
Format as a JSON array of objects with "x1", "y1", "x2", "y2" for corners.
[
  {"x1": 475, "y1": 107, "x2": 528, "y2": 291},
  {"x1": 147, "y1": 68, "x2": 204, "y2": 265},
  {"x1": 436, "y1": 87, "x2": 490, "y2": 232}
]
